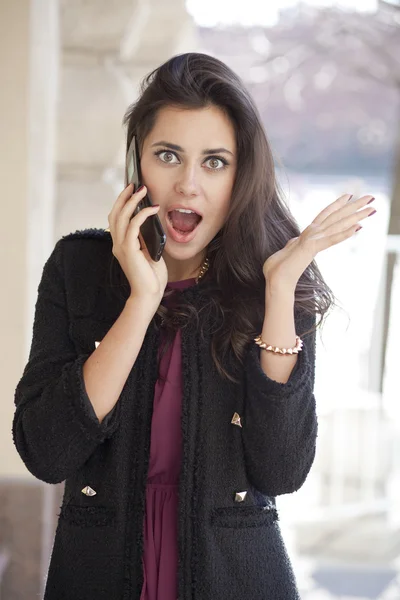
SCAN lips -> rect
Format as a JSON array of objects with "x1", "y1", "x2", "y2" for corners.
[
  {"x1": 165, "y1": 210, "x2": 202, "y2": 244},
  {"x1": 167, "y1": 210, "x2": 202, "y2": 233}
]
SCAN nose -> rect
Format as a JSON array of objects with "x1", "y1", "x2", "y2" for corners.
[{"x1": 174, "y1": 164, "x2": 200, "y2": 198}]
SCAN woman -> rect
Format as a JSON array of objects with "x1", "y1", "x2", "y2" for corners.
[{"x1": 13, "y1": 53, "x2": 376, "y2": 600}]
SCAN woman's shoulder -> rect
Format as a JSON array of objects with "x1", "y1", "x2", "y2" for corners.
[
  {"x1": 53, "y1": 228, "x2": 121, "y2": 315},
  {"x1": 54, "y1": 228, "x2": 113, "y2": 285},
  {"x1": 61, "y1": 227, "x2": 111, "y2": 243},
  {"x1": 58, "y1": 228, "x2": 112, "y2": 263}
]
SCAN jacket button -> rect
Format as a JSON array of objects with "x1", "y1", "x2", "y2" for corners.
[
  {"x1": 234, "y1": 491, "x2": 247, "y2": 502},
  {"x1": 231, "y1": 412, "x2": 242, "y2": 428},
  {"x1": 81, "y1": 486, "x2": 97, "y2": 497}
]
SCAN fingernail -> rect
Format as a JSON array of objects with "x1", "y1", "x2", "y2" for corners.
[
  {"x1": 367, "y1": 197, "x2": 375, "y2": 205},
  {"x1": 368, "y1": 209, "x2": 376, "y2": 217},
  {"x1": 137, "y1": 185, "x2": 145, "y2": 193},
  {"x1": 347, "y1": 194, "x2": 353, "y2": 202},
  {"x1": 152, "y1": 204, "x2": 160, "y2": 208},
  {"x1": 355, "y1": 225, "x2": 362, "y2": 232}
]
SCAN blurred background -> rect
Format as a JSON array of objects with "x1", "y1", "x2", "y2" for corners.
[{"x1": 1, "y1": 0, "x2": 399, "y2": 598}]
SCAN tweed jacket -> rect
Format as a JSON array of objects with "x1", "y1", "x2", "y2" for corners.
[{"x1": 13, "y1": 228, "x2": 318, "y2": 600}]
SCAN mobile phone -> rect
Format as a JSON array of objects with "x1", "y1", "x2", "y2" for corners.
[{"x1": 125, "y1": 135, "x2": 166, "y2": 261}]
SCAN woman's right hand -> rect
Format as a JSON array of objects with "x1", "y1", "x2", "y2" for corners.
[{"x1": 108, "y1": 184, "x2": 168, "y2": 308}]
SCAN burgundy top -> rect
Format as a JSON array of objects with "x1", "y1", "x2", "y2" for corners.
[{"x1": 140, "y1": 277, "x2": 196, "y2": 600}]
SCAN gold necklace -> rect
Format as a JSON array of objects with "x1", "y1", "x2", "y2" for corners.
[
  {"x1": 160, "y1": 257, "x2": 209, "y2": 327},
  {"x1": 195, "y1": 257, "x2": 209, "y2": 284}
]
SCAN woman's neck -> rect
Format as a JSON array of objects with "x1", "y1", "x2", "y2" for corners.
[{"x1": 164, "y1": 252, "x2": 206, "y2": 283}]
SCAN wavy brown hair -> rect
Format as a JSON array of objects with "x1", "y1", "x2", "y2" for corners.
[{"x1": 110, "y1": 52, "x2": 337, "y2": 381}]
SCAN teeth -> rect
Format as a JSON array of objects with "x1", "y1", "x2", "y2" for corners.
[{"x1": 174, "y1": 208, "x2": 195, "y2": 214}]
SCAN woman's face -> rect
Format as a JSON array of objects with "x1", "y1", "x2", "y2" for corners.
[{"x1": 140, "y1": 105, "x2": 237, "y2": 263}]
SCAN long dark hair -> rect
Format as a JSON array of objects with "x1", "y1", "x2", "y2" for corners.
[{"x1": 110, "y1": 52, "x2": 337, "y2": 381}]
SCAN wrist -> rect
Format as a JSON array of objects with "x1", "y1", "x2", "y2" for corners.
[
  {"x1": 265, "y1": 278, "x2": 296, "y2": 299},
  {"x1": 125, "y1": 295, "x2": 159, "y2": 320}
]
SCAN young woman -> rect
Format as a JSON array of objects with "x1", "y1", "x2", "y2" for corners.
[{"x1": 13, "y1": 53, "x2": 376, "y2": 600}]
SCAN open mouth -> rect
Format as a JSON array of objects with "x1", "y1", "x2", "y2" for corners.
[{"x1": 167, "y1": 209, "x2": 202, "y2": 235}]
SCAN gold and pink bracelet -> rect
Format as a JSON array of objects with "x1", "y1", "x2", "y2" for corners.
[{"x1": 254, "y1": 334, "x2": 303, "y2": 355}]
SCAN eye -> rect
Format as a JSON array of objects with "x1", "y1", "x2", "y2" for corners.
[
  {"x1": 204, "y1": 156, "x2": 228, "y2": 171},
  {"x1": 155, "y1": 150, "x2": 179, "y2": 164}
]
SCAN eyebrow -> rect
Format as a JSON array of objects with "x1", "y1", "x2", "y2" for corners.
[{"x1": 151, "y1": 141, "x2": 234, "y2": 156}]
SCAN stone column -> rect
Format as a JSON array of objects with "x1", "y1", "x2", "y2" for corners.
[
  {"x1": 0, "y1": 1, "x2": 60, "y2": 598},
  {"x1": 0, "y1": 0, "x2": 29, "y2": 479},
  {"x1": 0, "y1": 0, "x2": 59, "y2": 474}
]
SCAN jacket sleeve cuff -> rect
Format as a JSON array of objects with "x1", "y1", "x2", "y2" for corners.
[
  {"x1": 244, "y1": 338, "x2": 312, "y2": 401},
  {"x1": 68, "y1": 354, "x2": 120, "y2": 439}
]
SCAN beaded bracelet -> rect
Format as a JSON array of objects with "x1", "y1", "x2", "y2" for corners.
[{"x1": 254, "y1": 334, "x2": 303, "y2": 355}]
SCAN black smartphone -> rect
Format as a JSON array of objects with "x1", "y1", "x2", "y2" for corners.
[{"x1": 125, "y1": 135, "x2": 166, "y2": 261}]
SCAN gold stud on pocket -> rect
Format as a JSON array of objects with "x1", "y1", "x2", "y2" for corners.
[
  {"x1": 81, "y1": 486, "x2": 97, "y2": 497},
  {"x1": 235, "y1": 491, "x2": 247, "y2": 502},
  {"x1": 231, "y1": 412, "x2": 242, "y2": 428}
]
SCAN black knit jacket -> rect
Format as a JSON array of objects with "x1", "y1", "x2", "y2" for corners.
[{"x1": 13, "y1": 229, "x2": 318, "y2": 600}]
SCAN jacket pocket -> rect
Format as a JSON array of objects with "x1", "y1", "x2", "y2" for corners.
[
  {"x1": 211, "y1": 505, "x2": 278, "y2": 528},
  {"x1": 59, "y1": 503, "x2": 116, "y2": 527}
]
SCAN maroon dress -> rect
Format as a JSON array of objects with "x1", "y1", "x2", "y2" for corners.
[{"x1": 140, "y1": 277, "x2": 196, "y2": 600}]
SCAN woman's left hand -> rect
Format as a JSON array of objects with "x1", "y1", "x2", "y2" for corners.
[{"x1": 263, "y1": 193, "x2": 376, "y2": 291}]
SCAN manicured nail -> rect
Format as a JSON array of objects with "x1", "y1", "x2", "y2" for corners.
[
  {"x1": 347, "y1": 194, "x2": 353, "y2": 202},
  {"x1": 137, "y1": 185, "x2": 145, "y2": 193},
  {"x1": 367, "y1": 197, "x2": 375, "y2": 205},
  {"x1": 368, "y1": 209, "x2": 376, "y2": 217},
  {"x1": 355, "y1": 225, "x2": 362, "y2": 232},
  {"x1": 152, "y1": 204, "x2": 160, "y2": 208}
]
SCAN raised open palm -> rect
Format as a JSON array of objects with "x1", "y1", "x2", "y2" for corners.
[{"x1": 263, "y1": 193, "x2": 376, "y2": 289}]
